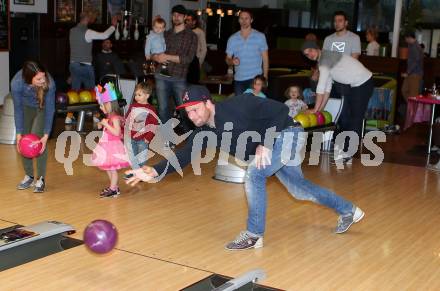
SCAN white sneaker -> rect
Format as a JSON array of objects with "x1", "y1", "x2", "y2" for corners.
[
  {"x1": 427, "y1": 163, "x2": 440, "y2": 172},
  {"x1": 17, "y1": 175, "x2": 34, "y2": 190},
  {"x1": 33, "y1": 176, "x2": 45, "y2": 193}
]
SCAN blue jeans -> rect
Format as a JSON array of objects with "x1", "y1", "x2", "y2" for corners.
[
  {"x1": 234, "y1": 79, "x2": 253, "y2": 96},
  {"x1": 69, "y1": 62, "x2": 95, "y2": 90},
  {"x1": 128, "y1": 139, "x2": 149, "y2": 169},
  {"x1": 154, "y1": 76, "x2": 187, "y2": 124},
  {"x1": 245, "y1": 126, "x2": 354, "y2": 236}
]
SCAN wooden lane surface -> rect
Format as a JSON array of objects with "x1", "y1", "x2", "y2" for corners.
[
  {"x1": 1, "y1": 142, "x2": 440, "y2": 290},
  {"x1": 0, "y1": 246, "x2": 210, "y2": 290}
]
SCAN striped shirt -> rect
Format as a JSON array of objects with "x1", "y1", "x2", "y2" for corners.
[{"x1": 226, "y1": 29, "x2": 268, "y2": 81}]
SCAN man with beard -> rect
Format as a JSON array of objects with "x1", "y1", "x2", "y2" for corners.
[
  {"x1": 125, "y1": 85, "x2": 364, "y2": 250},
  {"x1": 152, "y1": 5, "x2": 197, "y2": 143},
  {"x1": 225, "y1": 9, "x2": 269, "y2": 96},
  {"x1": 185, "y1": 11, "x2": 207, "y2": 84},
  {"x1": 323, "y1": 11, "x2": 361, "y2": 59},
  {"x1": 322, "y1": 11, "x2": 362, "y2": 160}
]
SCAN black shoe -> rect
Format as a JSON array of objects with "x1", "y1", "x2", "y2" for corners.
[{"x1": 100, "y1": 188, "x2": 120, "y2": 198}]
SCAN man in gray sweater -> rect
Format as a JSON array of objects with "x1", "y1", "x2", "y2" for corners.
[{"x1": 401, "y1": 31, "x2": 424, "y2": 101}]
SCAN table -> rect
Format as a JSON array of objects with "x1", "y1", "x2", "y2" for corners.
[
  {"x1": 406, "y1": 95, "x2": 440, "y2": 154},
  {"x1": 200, "y1": 75, "x2": 233, "y2": 94}
]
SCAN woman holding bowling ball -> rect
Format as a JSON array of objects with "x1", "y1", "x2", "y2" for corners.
[{"x1": 11, "y1": 61, "x2": 56, "y2": 193}]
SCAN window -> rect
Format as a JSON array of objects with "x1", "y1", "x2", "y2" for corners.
[
  {"x1": 357, "y1": 0, "x2": 396, "y2": 32},
  {"x1": 284, "y1": 0, "x2": 312, "y2": 28},
  {"x1": 316, "y1": 0, "x2": 355, "y2": 29}
]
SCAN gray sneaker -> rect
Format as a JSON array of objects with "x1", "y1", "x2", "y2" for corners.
[
  {"x1": 225, "y1": 231, "x2": 263, "y2": 251},
  {"x1": 17, "y1": 175, "x2": 34, "y2": 190},
  {"x1": 33, "y1": 177, "x2": 45, "y2": 193},
  {"x1": 335, "y1": 207, "x2": 365, "y2": 234}
]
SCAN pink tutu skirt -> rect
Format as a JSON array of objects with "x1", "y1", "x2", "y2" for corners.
[{"x1": 92, "y1": 130, "x2": 130, "y2": 171}]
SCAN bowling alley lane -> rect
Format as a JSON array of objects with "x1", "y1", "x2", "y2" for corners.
[{"x1": 0, "y1": 246, "x2": 211, "y2": 290}]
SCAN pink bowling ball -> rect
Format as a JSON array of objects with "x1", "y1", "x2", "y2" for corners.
[
  {"x1": 315, "y1": 112, "x2": 326, "y2": 126},
  {"x1": 18, "y1": 134, "x2": 42, "y2": 158}
]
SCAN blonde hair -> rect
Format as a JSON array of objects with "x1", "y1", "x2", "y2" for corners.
[{"x1": 284, "y1": 85, "x2": 303, "y2": 100}]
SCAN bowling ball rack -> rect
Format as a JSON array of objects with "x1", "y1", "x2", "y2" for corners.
[{"x1": 56, "y1": 99, "x2": 127, "y2": 132}]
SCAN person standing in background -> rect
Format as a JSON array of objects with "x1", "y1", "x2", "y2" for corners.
[
  {"x1": 226, "y1": 9, "x2": 269, "y2": 96},
  {"x1": 401, "y1": 31, "x2": 424, "y2": 101},
  {"x1": 152, "y1": 5, "x2": 197, "y2": 140},
  {"x1": 366, "y1": 28, "x2": 380, "y2": 56},
  {"x1": 67, "y1": 10, "x2": 118, "y2": 124},
  {"x1": 185, "y1": 11, "x2": 207, "y2": 84},
  {"x1": 323, "y1": 11, "x2": 361, "y2": 59}
]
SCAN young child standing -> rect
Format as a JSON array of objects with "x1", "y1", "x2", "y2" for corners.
[
  {"x1": 125, "y1": 83, "x2": 158, "y2": 170},
  {"x1": 92, "y1": 83, "x2": 130, "y2": 198},
  {"x1": 244, "y1": 75, "x2": 267, "y2": 98},
  {"x1": 144, "y1": 17, "x2": 169, "y2": 76},
  {"x1": 284, "y1": 85, "x2": 308, "y2": 118}
]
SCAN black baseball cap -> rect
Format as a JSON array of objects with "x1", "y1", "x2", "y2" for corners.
[
  {"x1": 176, "y1": 85, "x2": 211, "y2": 109},
  {"x1": 171, "y1": 5, "x2": 187, "y2": 15},
  {"x1": 301, "y1": 40, "x2": 319, "y2": 52}
]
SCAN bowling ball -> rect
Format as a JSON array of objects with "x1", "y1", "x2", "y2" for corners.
[
  {"x1": 79, "y1": 90, "x2": 93, "y2": 103},
  {"x1": 294, "y1": 113, "x2": 310, "y2": 128},
  {"x1": 322, "y1": 111, "x2": 333, "y2": 124},
  {"x1": 308, "y1": 113, "x2": 318, "y2": 127},
  {"x1": 67, "y1": 90, "x2": 80, "y2": 104},
  {"x1": 56, "y1": 92, "x2": 68, "y2": 105},
  {"x1": 83, "y1": 220, "x2": 118, "y2": 254},
  {"x1": 315, "y1": 111, "x2": 325, "y2": 126},
  {"x1": 89, "y1": 89, "x2": 97, "y2": 102},
  {"x1": 18, "y1": 134, "x2": 42, "y2": 158}
]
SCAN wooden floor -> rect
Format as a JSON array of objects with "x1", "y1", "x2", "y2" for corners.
[{"x1": 1, "y1": 130, "x2": 440, "y2": 290}]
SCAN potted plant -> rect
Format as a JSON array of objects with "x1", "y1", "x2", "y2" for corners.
[{"x1": 399, "y1": 0, "x2": 423, "y2": 59}]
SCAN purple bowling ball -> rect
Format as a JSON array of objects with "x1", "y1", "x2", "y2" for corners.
[
  {"x1": 56, "y1": 93, "x2": 68, "y2": 104},
  {"x1": 83, "y1": 220, "x2": 118, "y2": 254}
]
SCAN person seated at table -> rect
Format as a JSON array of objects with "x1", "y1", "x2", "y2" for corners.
[{"x1": 93, "y1": 39, "x2": 126, "y2": 81}]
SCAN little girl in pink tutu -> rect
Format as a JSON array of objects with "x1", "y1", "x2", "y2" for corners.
[{"x1": 92, "y1": 83, "x2": 130, "y2": 198}]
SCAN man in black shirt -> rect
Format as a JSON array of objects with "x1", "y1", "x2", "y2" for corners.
[
  {"x1": 93, "y1": 39, "x2": 125, "y2": 81},
  {"x1": 126, "y1": 85, "x2": 364, "y2": 250}
]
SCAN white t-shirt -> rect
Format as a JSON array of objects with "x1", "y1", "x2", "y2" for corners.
[
  {"x1": 366, "y1": 41, "x2": 380, "y2": 56},
  {"x1": 316, "y1": 51, "x2": 372, "y2": 94},
  {"x1": 284, "y1": 99, "x2": 307, "y2": 118}
]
